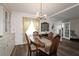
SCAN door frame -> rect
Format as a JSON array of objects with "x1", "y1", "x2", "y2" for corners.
[{"x1": 63, "y1": 22, "x2": 70, "y2": 40}]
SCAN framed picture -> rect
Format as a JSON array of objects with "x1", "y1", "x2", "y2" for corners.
[{"x1": 41, "y1": 22, "x2": 49, "y2": 32}]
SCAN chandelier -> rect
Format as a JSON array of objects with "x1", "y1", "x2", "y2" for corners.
[{"x1": 35, "y1": 3, "x2": 47, "y2": 20}]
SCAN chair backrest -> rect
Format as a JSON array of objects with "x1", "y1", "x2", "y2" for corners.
[
  {"x1": 49, "y1": 34, "x2": 60, "y2": 56},
  {"x1": 25, "y1": 33, "x2": 31, "y2": 55},
  {"x1": 33, "y1": 31, "x2": 40, "y2": 37},
  {"x1": 48, "y1": 32, "x2": 53, "y2": 40}
]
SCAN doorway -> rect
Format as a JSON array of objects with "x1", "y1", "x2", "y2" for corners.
[
  {"x1": 57, "y1": 22, "x2": 70, "y2": 41},
  {"x1": 63, "y1": 22, "x2": 70, "y2": 40}
]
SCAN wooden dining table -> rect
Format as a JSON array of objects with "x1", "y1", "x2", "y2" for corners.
[
  {"x1": 40, "y1": 37, "x2": 52, "y2": 52},
  {"x1": 30, "y1": 36, "x2": 52, "y2": 53}
]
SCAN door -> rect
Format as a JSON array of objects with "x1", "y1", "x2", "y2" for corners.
[
  {"x1": 63, "y1": 22, "x2": 70, "y2": 40},
  {"x1": 56, "y1": 24, "x2": 63, "y2": 41}
]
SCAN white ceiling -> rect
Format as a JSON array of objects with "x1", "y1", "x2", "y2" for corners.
[
  {"x1": 3, "y1": 3, "x2": 75, "y2": 16},
  {"x1": 2, "y1": 3, "x2": 79, "y2": 20},
  {"x1": 50, "y1": 3, "x2": 79, "y2": 21}
]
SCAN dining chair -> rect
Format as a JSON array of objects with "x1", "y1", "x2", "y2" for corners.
[
  {"x1": 32, "y1": 31, "x2": 45, "y2": 55},
  {"x1": 49, "y1": 35, "x2": 60, "y2": 56},
  {"x1": 38, "y1": 34, "x2": 60, "y2": 56},
  {"x1": 25, "y1": 33, "x2": 38, "y2": 56},
  {"x1": 48, "y1": 32, "x2": 54, "y2": 40}
]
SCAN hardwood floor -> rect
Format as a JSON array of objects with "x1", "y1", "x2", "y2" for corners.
[
  {"x1": 57, "y1": 39, "x2": 79, "y2": 56},
  {"x1": 11, "y1": 39, "x2": 79, "y2": 56},
  {"x1": 11, "y1": 44, "x2": 28, "y2": 56}
]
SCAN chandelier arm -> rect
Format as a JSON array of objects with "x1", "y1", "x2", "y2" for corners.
[{"x1": 35, "y1": 3, "x2": 47, "y2": 20}]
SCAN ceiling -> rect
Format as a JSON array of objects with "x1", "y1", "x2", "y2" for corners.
[
  {"x1": 50, "y1": 3, "x2": 79, "y2": 21},
  {"x1": 2, "y1": 3, "x2": 79, "y2": 20}
]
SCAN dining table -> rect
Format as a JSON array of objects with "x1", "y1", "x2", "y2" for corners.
[
  {"x1": 30, "y1": 36, "x2": 52, "y2": 53},
  {"x1": 40, "y1": 37, "x2": 52, "y2": 52}
]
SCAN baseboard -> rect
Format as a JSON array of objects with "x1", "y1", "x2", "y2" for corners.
[{"x1": 15, "y1": 42, "x2": 26, "y2": 45}]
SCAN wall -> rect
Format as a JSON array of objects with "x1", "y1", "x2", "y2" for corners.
[
  {"x1": 47, "y1": 18, "x2": 63, "y2": 34},
  {"x1": 0, "y1": 5, "x2": 12, "y2": 36},
  {"x1": 11, "y1": 11, "x2": 58, "y2": 45},
  {"x1": 11, "y1": 11, "x2": 34, "y2": 45},
  {"x1": 63, "y1": 18, "x2": 79, "y2": 37},
  {"x1": 0, "y1": 5, "x2": 4, "y2": 35},
  {"x1": 69, "y1": 19, "x2": 79, "y2": 37}
]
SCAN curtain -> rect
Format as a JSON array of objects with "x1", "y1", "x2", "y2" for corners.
[
  {"x1": 23, "y1": 17, "x2": 40, "y2": 44},
  {"x1": 23, "y1": 17, "x2": 31, "y2": 43},
  {"x1": 33, "y1": 17, "x2": 40, "y2": 32},
  {"x1": 23, "y1": 17, "x2": 31, "y2": 33}
]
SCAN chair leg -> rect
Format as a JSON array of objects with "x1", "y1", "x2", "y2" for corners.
[
  {"x1": 28, "y1": 50, "x2": 31, "y2": 56},
  {"x1": 36, "y1": 49, "x2": 40, "y2": 56}
]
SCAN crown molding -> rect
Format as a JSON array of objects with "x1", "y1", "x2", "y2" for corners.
[{"x1": 48, "y1": 3, "x2": 79, "y2": 18}]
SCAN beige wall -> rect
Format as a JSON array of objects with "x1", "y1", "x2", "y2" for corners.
[
  {"x1": 63, "y1": 19, "x2": 79, "y2": 37},
  {"x1": 0, "y1": 5, "x2": 4, "y2": 35},
  {"x1": 11, "y1": 11, "x2": 58, "y2": 45},
  {"x1": 70, "y1": 19, "x2": 79, "y2": 37},
  {"x1": 11, "y1": 11, "x2": 34, "y2": 45}
]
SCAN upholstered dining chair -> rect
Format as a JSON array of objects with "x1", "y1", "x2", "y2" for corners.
[
  {"x1": 48, "y1": 32, "x2": 54, "y2": 40},
  {"x1": 38, "y1": 34, "x2": 60, "y2": 56},
  {"x1": 49, "y1": 35, "x2": 60, "y2": 56},
  {"x1": 25, "y1": 33, "x2": 38, "y2": 56}
]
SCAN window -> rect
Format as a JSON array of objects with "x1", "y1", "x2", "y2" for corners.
[{"x1": 26, "y1": 21, "x2": 36, "y2": 36}]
